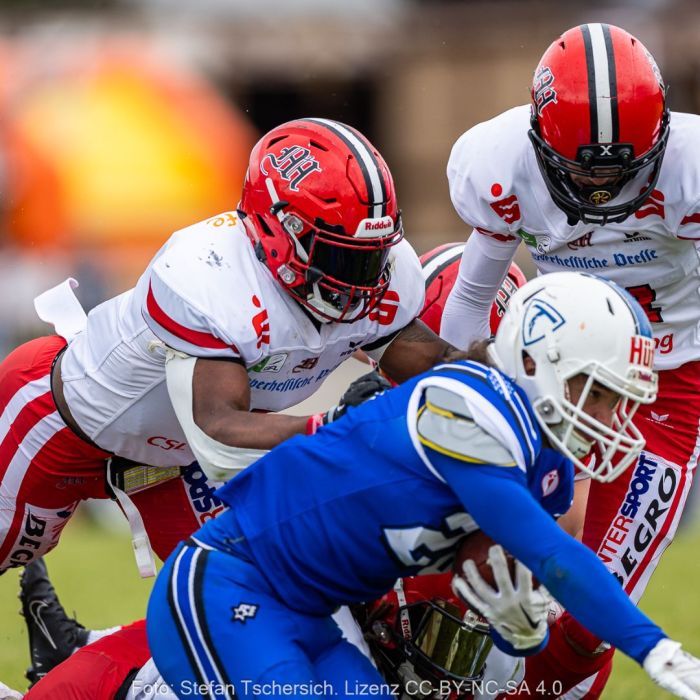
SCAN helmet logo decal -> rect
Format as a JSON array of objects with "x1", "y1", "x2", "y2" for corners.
[
  {"x1": 355, "y1": 216, "x2": 394, "y2": 238},
  {"x1": 589, "y1": 190, "x2": 612, "y2": 205},
  {"x1": 533, "y1": 65, "x2": 557, "y2": 115},
  {"x1": 493, "y1": 276, "x2": 519, "y2": 320},
  {"x1": 522, "y1": 299, "x2": 565, "y2": 346},
  {"x1": 260, "y1": 146, "x2": 322, "y2": 191},
  {"x1": 643, "y1": 47, "x2": 665, "y2": 90}
]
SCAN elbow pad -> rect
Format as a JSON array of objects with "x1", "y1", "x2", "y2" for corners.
[{"x1": 164, "y1": 349, "x2": 268, "y2": 482}]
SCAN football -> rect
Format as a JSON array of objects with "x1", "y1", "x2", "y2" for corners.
[{"x1": 452, "y1": 530, "x2": 516, "y2": 590}]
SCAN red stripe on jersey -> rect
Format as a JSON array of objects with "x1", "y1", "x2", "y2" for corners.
[
  {"x1": 0, "y1": 391, "x2": 55, "y2": 472},
  {"x1": 146, "y1": 283, "x2": 240, "y2": 354},
  {"x1": 474, "y1": 227, "x2": 518, "y2": 242},
  {"x1": 681, "y1": 212, "x2": 700, "y2": 226},
  {"x1": 0, "y1": 426, "x2": 77, "y2": 568}
]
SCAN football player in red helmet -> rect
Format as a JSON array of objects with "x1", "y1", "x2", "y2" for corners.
[
  {"x1": 3, "y1": 117, "x2": 462, "y2": 685},
  {"x1": 445, "y1": 22, "x2": 700, "y2": 699}
]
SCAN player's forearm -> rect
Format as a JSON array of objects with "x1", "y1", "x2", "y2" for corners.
[
  {"x1": 378, "y1": 319, "x2": 456, "y2": 384},
  {"x1": 202, "y1": 410, "x2": 308, "y2": 450},
  {"x1": 186, "y1": 410, "x2": 309, "y2": 482},
  {"x1": 441, "y1": 232, "x2": 519, "y2": 349},
  {"x1": 459, "y1": 470, "x2": 665, "y2": 664}
]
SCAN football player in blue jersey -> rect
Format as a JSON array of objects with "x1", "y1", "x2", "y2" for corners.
[{"x1": 146, "y1": 271, "x2": 700, "y2": 700}]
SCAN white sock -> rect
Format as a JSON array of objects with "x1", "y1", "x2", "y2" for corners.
[{"x1": 84, "y1": 625, "x2": 122, "y2": 646}]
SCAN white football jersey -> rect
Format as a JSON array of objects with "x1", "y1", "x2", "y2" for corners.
[
  {"x1": 60, "y1": 212, "x2": 424, "y2": 466},
  {"x1": 448, "y1": 106, "x2": 700, "y2": 370}
]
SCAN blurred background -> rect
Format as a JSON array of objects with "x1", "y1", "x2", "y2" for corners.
[
  {"x1": 1, "y1": 0, "x2": 700, "y2": 353},
  {"x1": 0, "y1": 0, "x2": 699, "y2": 696}
]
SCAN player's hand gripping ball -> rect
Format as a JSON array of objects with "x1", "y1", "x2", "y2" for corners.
[{"x1": 452, "y1": 531, "x2": 552, "y2": 653}]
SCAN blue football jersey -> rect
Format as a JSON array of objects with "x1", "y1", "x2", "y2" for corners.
[
  {"x1": 199, "y1": 361, "x2": 561, "y2": 613},
  {"x1": 189, "y1": 359, "x2": 667, "y2": 664}
]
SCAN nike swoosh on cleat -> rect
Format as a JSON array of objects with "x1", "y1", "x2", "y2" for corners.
[
  {"x1": 28, "y1": 601, "x2": 58, "y2": 651},
  {"x1": 519, "y1": 603, "x2": 540, "y2": 630}
]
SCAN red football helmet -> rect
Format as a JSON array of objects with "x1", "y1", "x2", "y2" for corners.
[
  {"x1": 358, "y1": 574, "x2": 492, "y2": 698},
  {"x1": 420, "y1": 242, "x2": 527, "y2": 336},
  {"x1": 239, "y1": 118, "x2": 403, "y2": 323},
  {"x1": 529, "y1": 23, "x2": 670, "y2": 225}
]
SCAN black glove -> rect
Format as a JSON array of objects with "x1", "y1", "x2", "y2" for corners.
[
  {"x1": 307, "y1": 370, "x2": 393, "y2": 434},
  {"x1": 326, "y1": 370, "x2": 393, "y2": 423}
]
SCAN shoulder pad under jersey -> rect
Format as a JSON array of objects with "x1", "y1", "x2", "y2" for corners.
[
  {"x1": 142, "y1": 213, "x2": 264, "y2": 360},
  {"x1": 447, "y1": 105, "x2": 532, "y2": 238}
]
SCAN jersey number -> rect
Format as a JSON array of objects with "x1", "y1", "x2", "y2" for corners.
[
  {"x1": 625, "y1": 284, "x2": 664, "y2": 323},
  {"x1": 369, "y1": 290, "x2": 400, "y2": 326},
  {"x1": 383, "y1": 512, "x2": 476, "y2": 575}
]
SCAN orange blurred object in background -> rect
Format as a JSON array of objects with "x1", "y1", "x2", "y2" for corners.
[{"x1": 0, "y1": 40, "x2": 257, "y2": 287}]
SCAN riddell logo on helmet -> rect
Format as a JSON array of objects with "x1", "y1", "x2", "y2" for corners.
[{"x1": 355, "y1": 216, "x2": 394, "y2": 238}]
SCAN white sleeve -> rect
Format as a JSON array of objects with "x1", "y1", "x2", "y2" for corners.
[
  {"x1": 164, "y1": 350, "x2": 267, "y2": 482},
  {"x1": 440, "y1": 232, "x2": 520, "y2": 349}
]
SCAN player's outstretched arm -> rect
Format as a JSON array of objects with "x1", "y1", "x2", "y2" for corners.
[
  {"x1": 191, "y1": 358, "x2": 308, "y2": 448},
  {"x1": 431, "y1": 453, "x2": 700, "y2": 699},
  {"x1": 165, "y1": 353, "x2": 309, "y2": 481},
  {"x1": 440, "y1": 231, "x2": 519, "y2": 349},
  {"x1": 375, "y1": 318, "x2": 456, "y2": 384}
]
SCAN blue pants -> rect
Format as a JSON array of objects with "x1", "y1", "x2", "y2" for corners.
[{"x1": 147, "y1": 542, "x2": 387, "y2": 699}]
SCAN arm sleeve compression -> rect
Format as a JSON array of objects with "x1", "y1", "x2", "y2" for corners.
[
  {"x1": 440, "y1": 233, "x2": 520, "y2": 349},
  {"x1": 431, "y1": 452, "x2": 665, "y2": 664}
]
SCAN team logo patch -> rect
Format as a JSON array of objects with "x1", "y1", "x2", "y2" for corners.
[
  {"x1": 535, "y1": 235, "x2": 551, "y2": 254},
  {"x1": 490, "y1": 192, "x2": 521, "y2": 225},
  {"x1": 231, "y1": 603, "x2": 258, "y2": 623},
  {"x1": 251, "y1": 295, "x2": 270, "y2": 349},
  {"x1": 541, "y1": 469, "x2": 560, "y2": 497},
  {"x1": 260, "y1": 146, "x2": 322, "y2": 191},
  {"x1": 567, "y1": 231, "x2": 594, "y2": 250},
  {"x1": 635, "y1": 189, "x2": 665, "y2": 221},
  {"x1": 250, "y1": 353, "x2": 288, "y2": 373},
  {"x1": 522, "y1": 299, "x2": 565, "y2": 347},
  {"x1": 293, "y1": 357, "x2": 319, "y2": 373},
  {"x1": 516, "y1": 229, "x2": 538, "y2": 247},
  {"x1": 533, "y1": 66, "x2": 557, "y2": 115}
]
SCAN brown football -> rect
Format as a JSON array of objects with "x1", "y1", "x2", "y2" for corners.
[{"x1": 452, "y1": 530, "x2": 517, "y2": 589}]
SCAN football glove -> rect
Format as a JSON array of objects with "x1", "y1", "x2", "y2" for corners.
[
  {"x1": 307, "y1": 370, "x2": 392, "y2": 434},
  {"x1": 452, "y1": 544, "x2": 552, "y2": 652},
  {"x1": 643, "y1": 638, "x2": 700, "y2": 700},
  {"x1": 0, "y1": 681, "x2": 23, "y2": 700}
]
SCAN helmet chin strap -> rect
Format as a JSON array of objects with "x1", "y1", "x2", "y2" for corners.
[{"x1": 552, "y1": 421, "x2": 595, "y2": 459}]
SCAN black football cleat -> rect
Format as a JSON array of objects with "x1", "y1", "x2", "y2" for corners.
[{"x1": 19, "y1": 557, "x2": 89, "y2": 685}]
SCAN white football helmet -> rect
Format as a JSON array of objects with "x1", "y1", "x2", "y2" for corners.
[{"x1": 489, "y1": 272, "x2": 658, "y2": 482}]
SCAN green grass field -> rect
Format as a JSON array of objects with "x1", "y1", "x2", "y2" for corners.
[{"x1": 1, "y1": 509, "x2": 699, "y2": 698}]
